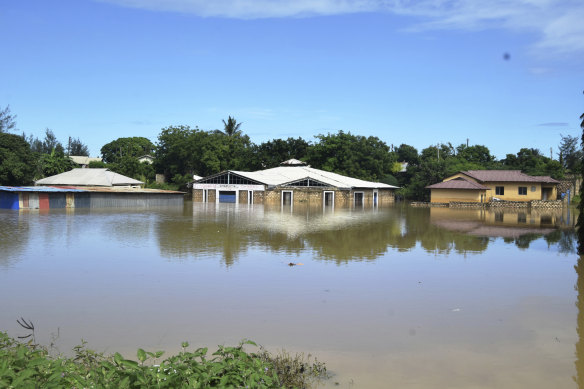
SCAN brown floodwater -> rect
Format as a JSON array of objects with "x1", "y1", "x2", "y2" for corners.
[{"x1": 0, "y1": 202, "x2": 580, "y2": 388}]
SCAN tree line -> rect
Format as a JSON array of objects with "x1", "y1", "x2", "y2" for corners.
[{"x1": 1, "y1": 106, "x2": 581, "y2": 200}]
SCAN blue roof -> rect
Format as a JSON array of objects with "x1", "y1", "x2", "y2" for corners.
[{"x1": 0, "y1": 186, "x2": 87, "y2": 193}]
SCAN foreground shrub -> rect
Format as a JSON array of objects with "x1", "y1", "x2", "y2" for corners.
[{"x1": 0, "y1": 332, "x2": 328, "y2": 388}]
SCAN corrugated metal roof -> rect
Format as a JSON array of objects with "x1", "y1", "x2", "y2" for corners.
[
  {"x1": 0, "y1": 186, "x2": 87, "y2": 193},
  {"x1": 461, "y1": 170, "x2": 559, "y2": 184},
  {"x1": 426, "y1": 178, "x2": 489, "y2": 190},
  {"x1": 230, "y1": 166, "x2": 398, "y2": 189},
  {"x1": 0, "y1": 185, "x2": 183, "y2": 194},
  {"x1": 35, "y1": 169, "x2": 144, "y2": 187}
]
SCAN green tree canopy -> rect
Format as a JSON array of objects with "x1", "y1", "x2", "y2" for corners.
[
  {"x1": 0, "y1": 133, "x2": 35, "y2": 185},
  {"x1": 396, "y1": 144, "x2": 419, "y2": 165},
  {"x1": 304, "y1": 131, "x2": 396, "y2": 181},
  {"x1": 67, "y1": 136, "x2": 90, "y2": 156},
  {"x1": 502, "y1": 148, "x2": 564, "y2": 178},
  {"x1": 558, "y1": 134, "x2": 582, "y2": 173},
  {"x1": 252, "y1": 137, "x2": 310, "y2": 169},
  {"x1": 100, "y1": 137, "x2": 155, "y2": 164}
]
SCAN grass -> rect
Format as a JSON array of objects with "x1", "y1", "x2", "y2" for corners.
[{"x1": 0, "y1": 331, "x2": 329, "y2": 388}]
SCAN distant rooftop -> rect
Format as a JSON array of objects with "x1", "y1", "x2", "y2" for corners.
[
  {"x1": 35, "y1": 168, "x2": 144, "y2": 187},
  {"x1": 461, "y1": 170, "x2": 559, "y2": 184},
  {"x1": 426, "y1": 177, "x2": 489, "y2": 190},
  {"x1": 280, "y1": 159, "x2": 307, "y2": 166},
  {"x1": 69, "y1": 156, "x2": 102, "y2": 165}
]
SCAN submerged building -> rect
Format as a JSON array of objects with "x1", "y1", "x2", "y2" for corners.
[
  {"x1": 192, "y1": 159, "x2": 398, "y2": 207},
  {"x1": 0, "y1": 169, "x2": 184, "y2": 210},
  {"x1": 426, "y1": 170, "x2": 559, "y2": 204}
]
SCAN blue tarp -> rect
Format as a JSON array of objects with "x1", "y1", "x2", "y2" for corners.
[
  {"x1": 0, "y1": 186, "x2": 86, "y2": 193},
  {"x1": 0, "y1": 191, "x2": 19, "y2": 209}
]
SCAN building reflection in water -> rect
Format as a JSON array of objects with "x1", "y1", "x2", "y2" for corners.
[{"x1": 151, "y1": 203, "x2": 577, "y2": 266}]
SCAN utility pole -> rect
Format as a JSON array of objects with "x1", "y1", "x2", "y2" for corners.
[{"x1": 466, "y1": 138, "x2": 469, "y2": 147}]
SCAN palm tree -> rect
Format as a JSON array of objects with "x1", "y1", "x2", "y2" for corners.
[{"x1": 221, "y1": 116, "x2": 242, "y2": 137}]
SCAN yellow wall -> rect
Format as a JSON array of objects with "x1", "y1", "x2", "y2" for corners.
[
  {"x1": 430, "y1": 189, "x2": 485, "y2": 203},
  {"x1": 439, "y1": 173, "x2": 557, "y2": 202},
  {"x1": 484, "y1": 182, "x2": 542, "y2": 201}
]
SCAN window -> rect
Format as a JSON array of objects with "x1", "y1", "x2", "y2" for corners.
[
  {"x1": 495, "y1": 186, "x2": 504, "y2": 196},
  {"x1": 518, "y1": 187, "x2": 527, "y2": 195},
  {"x1": 281, "y1": 191, "x2": 293, "y2": 206},
  {"x1": 354, "y1": 192, "x2": 364, "y2": 207},
  {"x1": 495, "y1": 212, "x2": 503, "y2": 222},
  {"x1": 517, "y1": 213, "x2": 527, "y2": 223}
]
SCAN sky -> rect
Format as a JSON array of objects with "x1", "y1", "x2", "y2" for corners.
[{"x1": 1, "y1": 0, "x2": 583, "y2": 159}]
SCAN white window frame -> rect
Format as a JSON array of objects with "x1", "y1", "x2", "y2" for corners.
[
  {"x1": 354, "y1": 191, "x2": 365, "y2": 207},
  {"x1": 281, "y1": 190, "x2": 293, "y2": 206},
  {"x1": 323, "y1": 191, "x2": 335, "y2": 207}
]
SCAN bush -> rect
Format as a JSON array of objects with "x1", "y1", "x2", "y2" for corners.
[{"x1": 0, "y1": 332, "x2": 328, "y2": 388}]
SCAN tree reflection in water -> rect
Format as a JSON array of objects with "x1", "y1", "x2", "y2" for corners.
[{"x1": 153, "y1": 203, "x2": 576, "y2": 266}]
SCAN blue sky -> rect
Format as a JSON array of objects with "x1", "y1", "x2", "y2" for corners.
[{"x1": 1, "y1": 0, "x2": 583, "y2": 159}]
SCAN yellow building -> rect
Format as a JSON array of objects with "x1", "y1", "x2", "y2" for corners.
[{"x1": 426, "y1": 170, "x2": 559, "y2": 203}]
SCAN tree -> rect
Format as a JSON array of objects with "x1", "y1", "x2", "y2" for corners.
[
  {"x1": 221, "y1": 116, "x2": 242, "y2": 137},
  {"x1": 0, "y1": 133, "x2": 35, "y2": 185},
  {"x1": 252, "y1": 137, "x2": 310, "y2": 169},
  {"x1": 38, "y1": 148, "x2": 75, "y2": 177},
  {"x1": 558, "y1": 134, "x2": 582, "y2": 173},
  {"x1": 455, "y1": 144, "x2": 495, "y2": 165},
  {"x1": 0, "y1": 105, "x2": 17, "y2": 133},
  {"x1": 155, "y1": 125, "x2": 255, "y2": 186},
  {"x1": 42, "y1": 129, "x2": 61, "y2": 155},
  {"x1": 578, "y1": 111, "x2": 584, "y2": 255},
  {"x1": 100, "y1": 137, "x2": 155, "y2": 164},
  {"x1": 67, "y1": 136, "x2": 89, "y2": 156},
  {"x1": 396, "y1": 144, "x2": 419, "y2": 165},
  {"x1": 304, "y1": 131, "x2": 396, "y2": 181}
]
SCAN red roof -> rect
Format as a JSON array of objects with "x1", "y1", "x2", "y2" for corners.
[
  {"x1": 461, "y1": 170, "x2": 559, "y2": 184},
  {"x1": 426, "y1": 178, "x2": 489, "y2": 190}
]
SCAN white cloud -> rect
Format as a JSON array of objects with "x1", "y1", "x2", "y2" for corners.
[{"x1": 99, "y1": 0, "x2": 584, "y2": 56}]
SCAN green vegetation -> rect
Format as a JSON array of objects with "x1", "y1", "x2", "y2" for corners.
[
  {"x1": 0, "y1": 332, "x2": 328, "y2": 388},
  {"x1": 0, "y1": 105, "x2": 579, "y2": 199},
  {"x1": 0, "y1": 133, "x2": 36, "y2": 185}
]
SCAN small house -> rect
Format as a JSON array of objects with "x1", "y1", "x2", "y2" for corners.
[{"x1": 426, "y1": 170, "x2": 559, "y2": 203}]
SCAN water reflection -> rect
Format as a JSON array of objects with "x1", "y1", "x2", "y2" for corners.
[
  {"x1": 0, "y1": 204, "x2": 576, "y2": 269},
  {"x1": 429, "y1": 207, "x2": 576, "y2": 251},
  {"x1": 152, "y1": 203, "x2": 577, "y2": 265},
  {"x1": 0, "y1": 210, "x2": 30, "y2": 268}
]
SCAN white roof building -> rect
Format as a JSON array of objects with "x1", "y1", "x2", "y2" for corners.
[
  {"x1": 192, "y1": 160, "x2": 398, "y2": 207},
  {"x1": 35, "y1": 169, "x2": 144, "y2": 187}
]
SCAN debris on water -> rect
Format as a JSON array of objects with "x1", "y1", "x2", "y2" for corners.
[
  {"x1": 451, "y1": 308, "x2": 461, "y2": 312},
  {"x1": 288, "y1": 262, "x2": 304, "y2": 266},
  {"x1": 555, "y1": 337, "x2": 560, "y2": 342}
]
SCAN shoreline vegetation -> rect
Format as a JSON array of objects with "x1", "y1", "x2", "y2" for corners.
[{"x1": 0, "y1": 331, "x2": 329, "y2": 388}]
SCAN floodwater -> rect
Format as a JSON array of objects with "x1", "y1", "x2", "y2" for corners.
[{"x1": 0, "y1": 202, "x2": 581, "y2": 388}]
